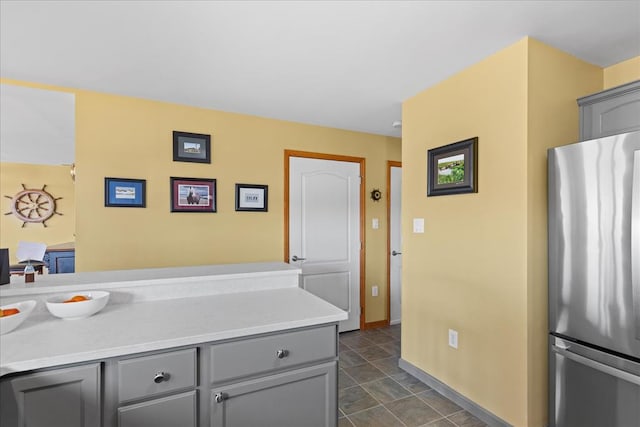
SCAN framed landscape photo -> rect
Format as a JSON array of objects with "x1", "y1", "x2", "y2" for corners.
[
  {"x1": 104, "y1": 178, "x2": 146, "y2": 208},
  {"x1": 235, "y1": 184, "x2": 268, "y2": 212},
  {"x1": 173, "y1": 131, "x2": 211, "y2": 163},
  {"x1": 170, "y1": 177, "x2": 216, "y2": 212},
  {"x1": 427, "y1": 137, "x2": 478, "y2": 196}
]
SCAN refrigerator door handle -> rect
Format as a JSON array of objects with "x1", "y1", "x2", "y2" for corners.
[
  {"x1": 633, "y1": 150, "x2": 640, "y2": 340},
  {"x1": 552, "y1": 345, "x2": 640, "y2": 386}
]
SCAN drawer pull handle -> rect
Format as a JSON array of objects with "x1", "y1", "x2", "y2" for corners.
[
  {"x1": 276, "y1": 349, "x2": 289, "y2": 359},
  {"x1": 214, "y1": 392, "x2": 227, "y2": 403},
  {"x1": 153, "y1": 372, "x2": 169, "y2": 384}
]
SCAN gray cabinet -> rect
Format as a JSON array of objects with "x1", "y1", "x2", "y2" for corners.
[
  {"x1": 210, "y1": 325, "x2": 336, "y2": 385},
  {"x1": 210, "y1": 325, "x2": 338, "y2": 427},
  {"x1": 578, "y1": 80, "x2": 640, "y2": 140},
  {"x1": 118, "y1": 390, "x2": 198, "y2": 427},
  {"x1": 115, "y1": 348, "x2": 198, "y2": 427},
  {"x1": 0, "y1": 363, "x2": 101, "y2": 427},
  {"x1": 0, "y1": 324, "x2": 338, "y2": 427},
  {"x1": 211, "y1": 362, "x2": 337, "y2": 427},
  {"x1": 117, "y1": 348, "x2": 197, "y2": 404}
]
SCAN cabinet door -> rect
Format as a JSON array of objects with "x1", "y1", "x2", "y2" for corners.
[
  {"x1": 211, "y1": 361, "x2": 337, "y2": 427},
  {"x1": 54, "y1": 254, "x2": 75, "y2": 274},
  {"x1": 0, "y1": 363, "x2": 101, "y2": 427},
  {"x1": 118, "y1": 390, "x2": 197, "y2": 427},
  {"x1": 579, "y1": 81, "x2": 640, "y2": 140},
  {"x1": 48, "y1": 251, "x2": 75, "y2": 274}
]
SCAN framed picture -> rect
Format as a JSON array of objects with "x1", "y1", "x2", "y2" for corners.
[
  {"x1": 235, "y1": 184, "x2": 268, "y2": 212},
  {"x1": 104, "y1": 177, "x2": 146, "y2": 207},
  {"x1": 427, "y1": 137, "x2": 478, "y2": 196},
  {"x1": 170, "y1": 177, "x2": 216, "y2": 212},
  {"x1": 173, "y1": 131, "x2": 211, "y2": 163}
]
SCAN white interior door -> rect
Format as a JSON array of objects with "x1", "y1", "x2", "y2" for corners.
[
  {"x1": 289, "y1": 156, "x2": 361, "y2": 332},
  {"x1": 390, "y1": 165, "x2": 402, "y2": 325}
]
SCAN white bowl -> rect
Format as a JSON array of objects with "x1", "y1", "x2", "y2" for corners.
[
  {"x1": 0, "y1": 300, "x2": 37, "y2": 334},
  {"x1": 46, "y1": 291, "x2": 110, "y2": 320}
]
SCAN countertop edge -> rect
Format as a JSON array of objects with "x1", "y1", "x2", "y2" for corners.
[{"x1": 0, "y1": 313, "x2": 346, "y2": 378}]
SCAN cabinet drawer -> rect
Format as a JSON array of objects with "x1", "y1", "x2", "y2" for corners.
[
  {"x1": 118, "y1": 348, "x2": 197, "y2": 403},
  {"x1": 118, "y1": 390, "x2": 197, "y2": 427},
  {"x1": 210, "y1": 325, "x2": 336, "y2": 385}
]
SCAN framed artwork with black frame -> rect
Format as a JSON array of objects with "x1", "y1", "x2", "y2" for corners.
[
  {"x1": 170, "y1": 177, "x2": 216, "y2": 213},
  {"x1": 173, "y1": 131, "x2": 211, "y2": 163},
  {"x1": 235, "y1": 184, "x2": 268, "y2": 212},
  {"x1": 104, "y1": 177, "x2": 146, "y2": 208},
  {"x1": 427, "y1": 137, "x2": 478, "y2": 196}
]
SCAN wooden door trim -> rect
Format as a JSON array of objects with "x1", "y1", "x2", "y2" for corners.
[
  {"x1": 387, "y1": 161, "x2": 401, "y2": 326},
  {"x1": 285, "y1": 149, "x2": 367, "y2": 331}
]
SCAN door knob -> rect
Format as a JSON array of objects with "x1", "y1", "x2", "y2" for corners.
[
  {"x1": 392, "y1": 251, "x2": 402, "y2": 256},
  {"x1": 291, "y1": 255, "x2": 306, "y2": 262}
]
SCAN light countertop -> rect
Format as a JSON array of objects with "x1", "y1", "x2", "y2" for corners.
[
  {"x1": 0, "y1": 263, "x2": 347, "y2": 377},
  {"x1": 1, "y1": 262, "x2": 301, "y2": 297}
]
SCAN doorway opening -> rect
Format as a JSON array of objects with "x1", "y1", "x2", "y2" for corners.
[{"x1": 387, "y1": 161, "x2": 402, "y2": 325}]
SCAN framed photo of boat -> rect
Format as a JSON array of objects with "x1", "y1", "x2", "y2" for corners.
[{"x1": 427, "y1": 137, "x2": 478, "y2": 196}]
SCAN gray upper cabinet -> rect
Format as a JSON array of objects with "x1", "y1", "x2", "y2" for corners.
[
  {"x1": 0, "y1": 363, "x2": 101, "y2": 427},
  {"x1": 578, "y1": 80, "x2": 640, "y2": 141}
]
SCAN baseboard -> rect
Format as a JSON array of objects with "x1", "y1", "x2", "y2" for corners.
[
  {"x1": 363, "y1": 319, "x2": 389, "y2": 330},
  {"x1": 398, "y1": 358, "x2": 512, "y2": 427},
  {"x1": 389, "y1": 319, "x2": 401, "y2": 325}
]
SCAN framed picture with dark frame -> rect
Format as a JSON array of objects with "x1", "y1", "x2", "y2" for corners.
[
  {"x1": 104, "y1": 177, "x2": 146, "y2": 208},
  {"x1": 173, "y1": 131, "x2": 211, "y2": 163},
  {"x1": 427, "y1": 137, "x2": 478, "y2": 196},
  {"x1": 170, "y1": 177, "x2": 216, "y2": 213},
  {"x1": 235, "y1": 184, "x2": 268, "y2": 212}
]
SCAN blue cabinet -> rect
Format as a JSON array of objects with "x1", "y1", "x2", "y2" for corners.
[{"x1": 44, "y1": 249, "x2": 75, "y2": 274}]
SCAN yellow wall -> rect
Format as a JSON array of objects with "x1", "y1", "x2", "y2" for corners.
[
  {"x1": 0, "y1": 163, "x2": 76, "y2": 260},
  {"x1": 0, "y1": 78, "x2": 400, "y2": 324},
  {"x1": 526, "y1": 38, "x2": 602, "y2": 426},
  {"x1": 401, "y1": 37, "x2": 601, "y2": 426},
  {"x1": 603, "y1": 56, "x2": 640, "y2": 89}
]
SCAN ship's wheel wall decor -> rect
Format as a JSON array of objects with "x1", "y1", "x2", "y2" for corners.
[{"x1": 4, "y1": 184, "x2": 63, "y2": 227}]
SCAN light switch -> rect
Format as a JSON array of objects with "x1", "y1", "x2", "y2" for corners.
[
  {"x1": 372, "y1": 218, "x2": 379, "y2": 229},
  {"x1": 413, "y1": 218, "x2": 425, "y2": 233}
]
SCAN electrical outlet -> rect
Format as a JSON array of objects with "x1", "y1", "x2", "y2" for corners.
[
  {"x1": 372, "y1": 218, "x2": 379, "y2": 229},
  {"x1": 372, "y1": 286, "x2": 378, "y2": 297},
  {"x1": 448, "y1": 329, "x2": 458, "y2": 349}
]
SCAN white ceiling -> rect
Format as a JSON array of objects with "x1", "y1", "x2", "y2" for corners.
[{"x1": 1, "y1": 1, "x2": 639, "y2": 139}]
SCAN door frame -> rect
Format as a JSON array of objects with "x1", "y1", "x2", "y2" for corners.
[
  {"x1": 387, "y1": 160, "x2": 402, "y2": 325},
  {"x1": 284, "y1": 150, "x2": 366, "y2": 331}
]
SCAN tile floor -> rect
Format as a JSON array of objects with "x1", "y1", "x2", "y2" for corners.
[{"x1": 338, "y1": 324, "x2": 488, "y2": 427}]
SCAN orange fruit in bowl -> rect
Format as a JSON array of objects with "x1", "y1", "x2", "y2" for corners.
[
  {"x1": 63, "y1": 295, "x2": 90, "y2": 304},
  {"x1": 0, "y1": 308, "x2": 20, "y2": 317}
]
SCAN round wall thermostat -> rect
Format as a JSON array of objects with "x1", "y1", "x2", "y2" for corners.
[{"x1": 370, "y1": 189, "x2": 382, "y2": 201}]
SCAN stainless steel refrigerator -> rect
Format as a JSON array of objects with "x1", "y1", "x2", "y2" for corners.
[{"x1": 548, "y1": 131, "x2": 640, "y2": 427}]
